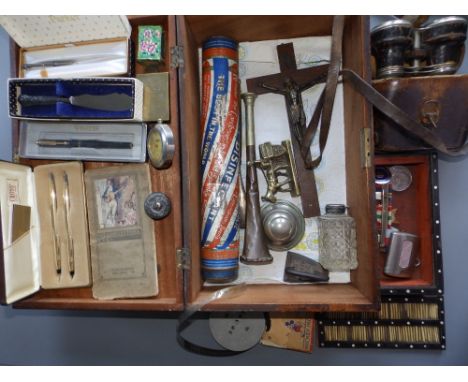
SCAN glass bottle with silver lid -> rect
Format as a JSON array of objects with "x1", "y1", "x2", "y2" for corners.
[{"x1": 318, "y1": 204, "x2": 358, "y2": 271}]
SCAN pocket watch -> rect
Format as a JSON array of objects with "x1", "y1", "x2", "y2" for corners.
[{"x1": 147, "y1": 119, "x2": 175, "y2": 169}]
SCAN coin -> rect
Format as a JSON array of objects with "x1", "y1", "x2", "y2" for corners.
[{"x1": 390, "y1": 165, "x2": 413, "y2": 192}]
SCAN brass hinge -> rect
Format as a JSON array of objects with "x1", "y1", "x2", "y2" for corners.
[
  {"x1": 360, "y1": 127, "x2": 372, "y2": 169},
  {"x1": 13, "y1": 150, "x2": 20, "y2": 164},
  {"x1": 170, "y1": 46, "x2": 184, "y2": 69},
  {"x1": 176, "y1": 247, "x2": 191, "y2": 270}
]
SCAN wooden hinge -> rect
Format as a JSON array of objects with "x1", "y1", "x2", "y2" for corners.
[
  {"x1": 176, "y1": 247, "x2": 191, "y2": 270},
  {"x1": 361, "y1": 127, "x2": 372, "y2": 169},
  {"x1": 170, "y1": 46, "x2": 184, "y2": 69}
]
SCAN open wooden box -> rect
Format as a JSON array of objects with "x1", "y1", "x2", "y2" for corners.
[
  {"x1": 6, "y1": 16, "x2": 184, "y2": 311},
  {"x1": 4, "y1": 15, "x2": 379, "y2": 312},
  {"x1": 375, "y1": 153, "x2": 443, "y2": 295},
  {"x1": 177, "y1": 15, "x2": 379, "y2": 312},
  {"x1": 318, "y1": 153, "x2": 445, "y2": 350}
]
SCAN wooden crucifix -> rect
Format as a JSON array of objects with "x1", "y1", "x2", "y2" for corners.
[{"x1": 246, "y1": 43, "x2": 328, "y2": 217}]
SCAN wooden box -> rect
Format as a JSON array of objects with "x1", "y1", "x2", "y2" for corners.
[
  {"x1": 317, "y1": 152, "x2": 446, "y2": 350},
  {"x1": 3, "y1": 15, "x2": 183, "y2": 312},
  {"x1": 1, "y1": 15, "x2": 379, "y2": 313},
  {"x1": 375, "y1": 152, "x2": 444, "y2": 296}
]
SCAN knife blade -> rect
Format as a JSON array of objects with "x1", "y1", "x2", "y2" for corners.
[{"x1": 18, "y1": 92, "x2": 133, "y2": 112}]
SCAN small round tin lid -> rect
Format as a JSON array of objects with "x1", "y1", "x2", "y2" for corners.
[{"x1": 209, "y1": 312, "x2": 266, "y2": 351}]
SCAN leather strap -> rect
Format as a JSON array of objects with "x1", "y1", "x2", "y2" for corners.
[
  {"x1": 176, "y1": 279, "x2": 251, "y2": 356},
  {"x1": 176, "y1": 310, "x2": 245, "y2": 356},
  {"x1": 301, "y1": 15, "x2": 345, "y2": 168}
]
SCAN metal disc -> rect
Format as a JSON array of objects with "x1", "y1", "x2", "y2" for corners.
[
  {"x1": 390, "y1": 165, "x2": 413, "y2": 192},
  {"x1": 144, "y1": 192, "x2": 172, "y2": 220},
  {"x1": 209, "y1": 312, "x2": 266, "y2": 351}
]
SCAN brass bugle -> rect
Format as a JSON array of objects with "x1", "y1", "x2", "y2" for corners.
[{"x1": 240, "y1": 92, "x2": 273, "y2": 265}]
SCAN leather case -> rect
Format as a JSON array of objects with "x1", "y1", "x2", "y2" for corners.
[{"x1": 373, "y1": 75, "x2": 468, "y2": 153}]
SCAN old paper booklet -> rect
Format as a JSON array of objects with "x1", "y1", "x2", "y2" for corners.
[{"x1": 85, "y1": 164, "x2": 158, "y2": 300}]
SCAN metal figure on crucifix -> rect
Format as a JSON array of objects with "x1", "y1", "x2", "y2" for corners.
[{"x1": 259, "y1": 78, "x2": 307, "y2": 143}]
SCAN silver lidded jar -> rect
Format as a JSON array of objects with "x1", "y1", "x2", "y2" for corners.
[{"x1": 318, "y1": 204, "x2": 358, "y2": 271}]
